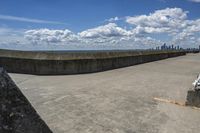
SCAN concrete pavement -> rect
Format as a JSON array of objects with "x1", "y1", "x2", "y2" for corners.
[{"x1": 9, "y1": 53, "x2": 200, "y2": 133}]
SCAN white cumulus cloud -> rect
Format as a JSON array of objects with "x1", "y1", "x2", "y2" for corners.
[
  {"x1": 126, "y1": 8, "x2": 188, "y2": 34},
  {"x1": 78, "y1": 23, "x2": 133, "y2": 43},
  {"x1": 172, "y1": 19, "x2": 200, "y2": 44},
  {"x1": 25, "y1": 29, "x2": 78, "y2": 44},
  {"x1": 106, "y1": 17, "x2": 120, "y2": 22},
  {"x1": 79, "y1": 23, "x2": 132, "y2": 38}
]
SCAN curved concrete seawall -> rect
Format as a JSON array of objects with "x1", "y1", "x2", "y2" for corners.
[{"x1": 0, "y1": 49, "x2": 186, "y2": 75}]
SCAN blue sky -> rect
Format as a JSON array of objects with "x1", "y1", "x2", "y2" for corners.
[{"x1": 0, "y1": 0, "x2": 200, "y2": 50}]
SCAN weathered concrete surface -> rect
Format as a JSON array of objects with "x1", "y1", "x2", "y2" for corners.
[
  {"x1": 0, "y1": 49, "x2": 185, "y2": 60},
  {"x1": 0, "y1": 49, "x2": 186, "y2": 75},
  {"x1": 9, "y1": 53, "x2": 200, "y2": 133},
  {"x1": 186, "y1": 90, "x2": 200, "y2": 107},
  {"x1": 0, "y1": 68, "x2": 52, "y2": 133}
]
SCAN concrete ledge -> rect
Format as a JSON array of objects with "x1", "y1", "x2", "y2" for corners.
[
  {"x1": 0, "y1": 49, "x2": 186, "y2": 75},
  {"x1": 0, "y1": 68, "x2": 52, "y2": 133},
  {"x1": 186, "y1": 90, "x2": 200, "y2": 107}
]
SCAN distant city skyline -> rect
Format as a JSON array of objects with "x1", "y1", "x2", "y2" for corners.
[{"x1": 0, "y1": 0, "x2": 200, "y2": 50}]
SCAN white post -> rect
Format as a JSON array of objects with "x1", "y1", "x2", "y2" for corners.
[{"x1": 193, "y1": 74, "x2": 200, "y2": 90}]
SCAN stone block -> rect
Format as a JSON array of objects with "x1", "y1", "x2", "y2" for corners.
[{"x1": 186, "y1": 89, "x2": 200, "y2": 107}]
